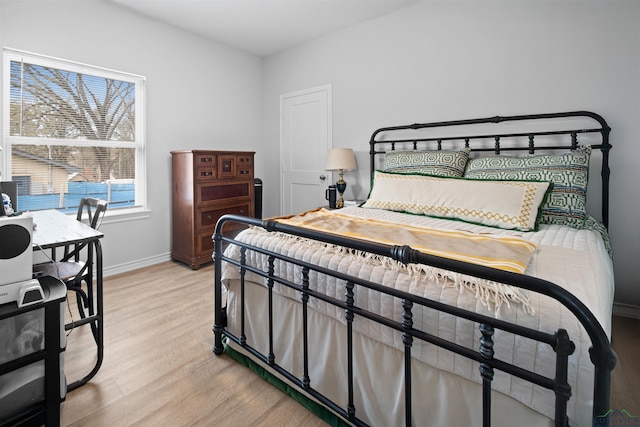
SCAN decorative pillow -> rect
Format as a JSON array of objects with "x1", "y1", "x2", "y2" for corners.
[
  {"x1": 384, "y1": 148, "x2": 470, "y2": 177},
  {"x1": 361, "y1": 171, "x2": 551, "y2": 231},
  {"x1": 464, "y1": 147, "x2": 591, "y2": 228}
]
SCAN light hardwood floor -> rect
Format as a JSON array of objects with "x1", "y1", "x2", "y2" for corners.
[
  {"x1": 61, "y1": 261, "x2": 325, "y2": 427},
  {"x1": 610, "y1": 315, "x2": 640, "y2": 416},
  {"x1": 61, "y1": 261, "x2": 639, "y2": 426}
]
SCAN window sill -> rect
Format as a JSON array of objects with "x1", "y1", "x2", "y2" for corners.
[{"x1": 101, "y1": 206, "x2": 151, "y2": 225}]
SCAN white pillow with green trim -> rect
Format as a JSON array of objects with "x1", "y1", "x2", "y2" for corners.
[{"x1": 362, "y1": 171, "x2": 551, "y2": 231}]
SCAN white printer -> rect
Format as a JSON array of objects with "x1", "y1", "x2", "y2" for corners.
[{"x1": 0, "y1": 215, "x2": 44, "y2": 307}]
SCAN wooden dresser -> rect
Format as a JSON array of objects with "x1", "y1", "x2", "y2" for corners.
[{"x1": 171, "y1": 150, "x2": 255, "y2": 269}]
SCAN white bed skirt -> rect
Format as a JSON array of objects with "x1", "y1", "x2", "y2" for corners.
[{"x1": 224, "y1": 279, "x2": 560, "y2": 427}]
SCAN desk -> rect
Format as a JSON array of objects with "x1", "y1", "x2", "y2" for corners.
[{"x1": 30, "y1": 209, "x2": 104, "y2": 392}]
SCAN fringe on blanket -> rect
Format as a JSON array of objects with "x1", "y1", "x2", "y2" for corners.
[{"x1": 246, "y1": 228, "x2": 534, "y2": 316}]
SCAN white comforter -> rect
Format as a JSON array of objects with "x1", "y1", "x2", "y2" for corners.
[{"x1": 220, "y1": 206, "x2": 614, "y2": 426}]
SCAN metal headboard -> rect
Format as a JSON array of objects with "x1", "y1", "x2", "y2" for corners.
[{"x1": 369, "y1": 111, "x2": 612, "y2": 228}]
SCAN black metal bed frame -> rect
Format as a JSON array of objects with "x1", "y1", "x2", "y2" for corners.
[{"x1": 213, "y1": 111, "x2": 616, "y2": 427}]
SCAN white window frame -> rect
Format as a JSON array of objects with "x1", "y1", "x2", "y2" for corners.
[{"x1": 2, "y1": 48, "x2": 147, "y2": 218}]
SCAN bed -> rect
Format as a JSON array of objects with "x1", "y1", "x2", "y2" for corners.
[{"x1": 212, "y1": 111, "x2": 617, "y2": 427}]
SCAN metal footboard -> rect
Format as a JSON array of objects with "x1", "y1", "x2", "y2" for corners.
[{"x1": 213, "y1": 215, "x2": 617, "y2": 427}]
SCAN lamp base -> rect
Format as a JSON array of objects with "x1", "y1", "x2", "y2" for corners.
[{"x1": 335, "y1": 173, "x2": 347, "y2": 209}]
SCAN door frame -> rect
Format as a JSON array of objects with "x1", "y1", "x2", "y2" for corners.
[{"x1": 279, "y1": 84, "x2": 333, "y2": 214}]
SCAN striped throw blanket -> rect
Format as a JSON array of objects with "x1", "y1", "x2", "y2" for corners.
[
  {"x1": 276, "y1": 208, "x2": 536, "y2": 274},
  {"x1": 266, "y1": 208, "x2": 538, "y2": 314}
]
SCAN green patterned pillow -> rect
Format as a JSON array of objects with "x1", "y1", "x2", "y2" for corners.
[
  {"x1": 384, "y1": 148, "x2": 470, "y2": 177},
  {"x1": 464, "y1": 147, "x2": 591, "y2": 228}
]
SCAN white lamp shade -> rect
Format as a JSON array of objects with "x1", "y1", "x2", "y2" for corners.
[{"x1": 325, "y1": 148, "x2": 357, "y2": 171}]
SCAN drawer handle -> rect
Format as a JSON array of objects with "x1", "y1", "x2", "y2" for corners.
[
  {"x1": 240, "y1": 170, "x2": 249, "y2": 175},
  {"x1": 239, "y1": 210, "x2": 245, "y2": 214},
  {"x1": 201, "y1": 171, "x2": 213, "y2": 176},
  {"x1": 201, "y1": 158, "x2": 213, "y2": 163},
  {"x1": 207, "y1": 215, "x2": 212, "y2": 220},
  {"x1": 240, "y1": 158, "x2": 249, "y2": 163}
]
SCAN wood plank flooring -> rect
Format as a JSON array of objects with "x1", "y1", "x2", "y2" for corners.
[
  {"x1": 610, "y1": 315, "x2": 640, "y2": 415},
  {"x1": 61, "y1": 261, "x2": 325, "y2": 427},
  {"x1": 61, "y1": 261, "x2": 639, "y2": 426}
]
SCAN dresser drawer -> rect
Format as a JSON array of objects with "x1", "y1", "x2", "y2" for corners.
[
  {"x1": 237, "y1": 167, "x2": 253, "y2": 179},
  {"x1": 197, "y1": 231, "x2": 215, "y2": 256},
  {"x1": 196, "y1": 221, "x2": 247, "y2": 256},
  {"x1": 237, "y1": 154, "x2": 253, "y2": 168},
  {"x1": 195, "y1": 153, "x2": 217, "y2": 166},
  {"x1": 218, "y1": 154, "x2": 236, "y2": 179},
  {"x1": 196, "y1": 167, "x2": 216, "y2": 181},
  {"x1": 198, "y1": 182, "x2": 251, "y2": 205},
  {"x1": 198, "y1": 203, "x2": 251, "y2": 230}
]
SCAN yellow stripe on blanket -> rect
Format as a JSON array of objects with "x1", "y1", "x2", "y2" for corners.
[{"x1": 275, "y1": 209, "x2": 536, "y2": 274}]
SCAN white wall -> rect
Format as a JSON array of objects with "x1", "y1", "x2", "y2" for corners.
[
  {"x1": 0, "y1": 1, "x2": 263, "y2": 273},
  {"x1": 262, "y1": 1, "x2": 640, "y2": 306}
]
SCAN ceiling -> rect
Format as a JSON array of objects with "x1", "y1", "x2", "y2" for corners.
[{"x1": 107, "y1": 0, "x2": 418, "y2": 57}]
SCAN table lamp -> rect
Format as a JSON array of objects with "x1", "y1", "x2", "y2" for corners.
[{"x1": 325, "y1": 148, "x2": 357, "y2": 208}]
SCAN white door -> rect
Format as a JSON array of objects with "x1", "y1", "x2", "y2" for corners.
[{"x1": 280, "y1": 85, "x2": 332, "y2": 216}]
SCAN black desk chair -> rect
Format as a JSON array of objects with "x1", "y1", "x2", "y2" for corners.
[{"x1": 33, "y1": 198, "x2": 108, "y2": 333}]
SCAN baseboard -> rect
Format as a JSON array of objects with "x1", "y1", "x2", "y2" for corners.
[
  {"x1": 103, "y1": 252, "x2": 172, "y2": 278},
  {"x1": 613, "y1": 302, "x2": 640, "y2": 319}
]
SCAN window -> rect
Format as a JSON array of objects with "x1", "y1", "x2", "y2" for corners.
[{"x1": 2, "y1": 49, "x2": 146, "y2": 213}]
